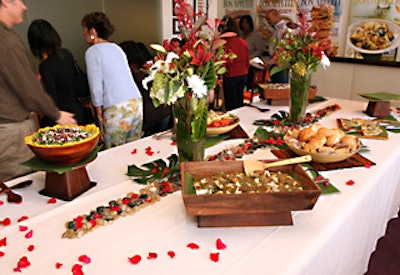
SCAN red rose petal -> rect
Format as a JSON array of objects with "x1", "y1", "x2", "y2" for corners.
[
  {"x1": 55, "y1": 262, "x2": 63, "y2": 269},
  {"x1": 147, "y1": 252, "x2": 158, "y2": 259},
  {"x1": 171, "y1": 141, "x2": 177, "y2": 145},
  {"x1": 78, "y1": 254, "x2": 91, "y2": 264},
  {"x1": 17, "y1": 256, "x2": 31, "y2": 268},
  {"x1": 0, "y1": 251, "x2": 5, "y2": 257},
  {"x1": 0, "y1": 237, "x2": 6, "y2": 247},
  {"x1": 187, "y1": 242, "x2": 200, "y2": 249},
  {"x1": 364, "y1": 163, "x2": 372, "y2": 168},
  {"x1": 216, "y1": 238, "x2": 227, "y2": 250},
  {"x1": 210, "y1": 252, "x2": 220, "y2": 262},
  {"x1": 25, "y1": 230, "x2": 33, "y2": 239},
  {"x1": 0, "y1": 200, "x2": 4, "y2": 206},
  {"x1": 47, "y1": 197, "x2": 57, "y2": 204},
  {"x1": 346, "y1": 180, "x2": 355, "y2": 186},
  {"x1": 71, "y1": 263, "x2": 84, "y2": 275},
  {"x1": 128, "y1": 255, "x2": 141, "y2": 265},
  {"x1": 13, "y1": 267, "x2": 21, "y2": 272},
  {"x1": 19, "y1": 225, "x2": 28, "y2": 232},
  {"x1": 131, "y1": 148, "x2": 137, "y2": 154},
  {"x1": 167, "y1": 251, "x2": 175, "y2": 259},
  {"x1": 17, "y1": 216, "x2": 29, "y2": 222},
  {"x1": 27, "y1": 245, "x2": 35, "y2": 252},
  {"x1": 0, "y1": 217, "x2": 11, "y2": 226}
]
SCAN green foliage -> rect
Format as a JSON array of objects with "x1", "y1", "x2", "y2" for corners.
[{"x1": 127, "y1": 154, "x2": 180, "y2": 184}]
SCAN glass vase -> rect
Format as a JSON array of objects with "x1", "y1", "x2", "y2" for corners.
[
  {"x1": 289, "y1": 70, "x2": 312, "y2": 124},
  {"x1": 174, "y1": 94, "x2": 208, "y2": 162}
]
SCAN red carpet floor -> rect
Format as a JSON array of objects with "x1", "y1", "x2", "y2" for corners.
[{"x1": 365, "y1": 212, "x2": 400, "y2": 275}]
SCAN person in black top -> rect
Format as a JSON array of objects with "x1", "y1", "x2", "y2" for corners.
[
  {"x1": 119, "y1": 41, "x2": 172, "y2": 137},
  {"x1": 27, "y1": 19, "x2": 92, "y2": 126}
]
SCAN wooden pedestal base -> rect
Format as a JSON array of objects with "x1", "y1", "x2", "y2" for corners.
[
  {"x1": 40, "y1": 166, "x2": 96, "y2": 201},
  {"x1": 197, "y1": 212, "x2": 293, "y2": 227},
  {"x1": 366, "y1": 101, "x2": 390, "y2": 118}
]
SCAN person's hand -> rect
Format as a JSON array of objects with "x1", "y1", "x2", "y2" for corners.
[{"x1": 56, "y1": 111, "x2": 77, "y2": 125}]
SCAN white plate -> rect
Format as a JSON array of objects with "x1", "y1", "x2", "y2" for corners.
[{"x1": 347, "y1": 19, "x2": 400, "y2": 55}]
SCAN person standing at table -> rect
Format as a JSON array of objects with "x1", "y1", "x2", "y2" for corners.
[
  {"x1": 220, "y1": 16, "x2": 249, "y2": 111},
  {"x1": 81, "y1": 12, "x2": 143, "y2": 149},
  {"x1": 265, "y1": 9, "x2": 289, "y2": 83},
  {"x1": 239, "y1": 14, "x2": 267, "y2": 92},
  {"x1": 239, "y1": 15, "x2": 266, "y2": 60},
  {"x1": 119, "y1": 40, "x2": 173, "y2": 137},
  {"x1": 0, "y1": 0, "x2": 76, "y2": 182},
  {"x1": 27, "y1": 19, "x2": 92, "y2": 127}
]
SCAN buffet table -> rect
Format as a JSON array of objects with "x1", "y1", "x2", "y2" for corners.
[{"x1": 1, "y1": 98, "x2": 400, "y2": 275}]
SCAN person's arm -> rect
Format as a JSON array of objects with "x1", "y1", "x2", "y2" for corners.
[{"x1": 85, "y1": 47, "x2": 104, "y2": 108}]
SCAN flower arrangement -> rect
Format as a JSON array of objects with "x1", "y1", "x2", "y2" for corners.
[
  {"x1": 142, "y1": 0, "x2": 235, "y2": 162},
  {"x1": 142, "y1": 0, "x2": 234, "y2": 106},
  {"x1": 270, "y1": 5, "x2": 331, "y2": 77}
]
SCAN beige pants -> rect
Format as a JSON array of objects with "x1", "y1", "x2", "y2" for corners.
[{"x1": 0, "y1": 116, "x2": 38, "y2": 182}]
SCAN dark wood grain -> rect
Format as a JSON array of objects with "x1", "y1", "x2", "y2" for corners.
[{"x1": 180, "y1": 160, "x2": 321, "y2": 227}]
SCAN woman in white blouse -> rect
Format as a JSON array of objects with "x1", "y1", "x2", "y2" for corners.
[{"x1": 81, "y1": 11, "x2": 143, "y2": 148}]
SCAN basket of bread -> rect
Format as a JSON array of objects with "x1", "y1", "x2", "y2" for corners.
[{"x1": 284, "y1": 124, "x2": 361, "y2": 163}]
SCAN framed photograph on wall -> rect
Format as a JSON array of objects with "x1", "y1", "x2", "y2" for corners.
[{"x1": 173, "y1": 18, "x2": 180, "y2": 34}]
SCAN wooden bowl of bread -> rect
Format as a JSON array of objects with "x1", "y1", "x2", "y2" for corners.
[{"x1": 284, "y1": 124, "x2": 361, "y2": 163}]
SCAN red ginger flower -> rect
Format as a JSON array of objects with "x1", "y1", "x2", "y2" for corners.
[{"x1": 189, "y1": 43, "x2": 213, "y2": 67}]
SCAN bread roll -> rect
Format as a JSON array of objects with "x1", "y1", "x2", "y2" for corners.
[{"x1": 298, "y1": 128, "x2": 316, "y2": 142}]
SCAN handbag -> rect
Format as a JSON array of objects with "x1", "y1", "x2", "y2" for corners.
[{"x1": 73, "y1": 61, "x2": 91, "y2": 98}]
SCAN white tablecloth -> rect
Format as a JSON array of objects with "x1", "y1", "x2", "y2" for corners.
[{"x1": 1, "y1": 98, "x2": 400, "y2": 275}]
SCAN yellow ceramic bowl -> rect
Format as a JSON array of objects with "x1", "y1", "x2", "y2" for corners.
[{"x1": 24, "y1": 124, "x2": 100, "y2": 165}]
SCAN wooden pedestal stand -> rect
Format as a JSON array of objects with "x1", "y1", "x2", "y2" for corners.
[
  {"x1": 365, "y1": 100, "x2": 391, "y2": 118},
  {"x1": 39, "y1": 162, "x2": 96, "y2": 201}
]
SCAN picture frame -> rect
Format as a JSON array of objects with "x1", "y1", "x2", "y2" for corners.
[{"x1": 173, "y1": 18, "x2": 180, "y2": 34}]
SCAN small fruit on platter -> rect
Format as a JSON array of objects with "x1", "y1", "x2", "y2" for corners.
[
  {"x1": 207, "y1": 110, "x2": 239, "y2": 128},
  {"x1": 25, "y1": 124, "x2": 99, "y2": 147}
]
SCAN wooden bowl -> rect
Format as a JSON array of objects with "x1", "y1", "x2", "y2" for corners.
[
  {"x1": 206, "y1": 116, "x2": 240, "y2": 136},
  {"x1": 24, "y1": 124, "x2": 100, "y2": 165},
  {"x1": 286, "y1": 141, "x2": 360, "y2": 163},
  {"x1": 180, "y1": 160, "x2": 321, "y2": 227}
]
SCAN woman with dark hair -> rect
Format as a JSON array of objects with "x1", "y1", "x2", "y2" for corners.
[
  {"x1": 136, "y1": 42, "x2": 153, "y2": 63},
  {"x1": 119, "y1": 41, "x2": 172, "y2": 137},
  {"x1": 239, "y1": 15, "x2": 266, "y2": 59},
  {"x1": 81, "y1": 12, "x2": 143, "y2": 148},
  {"x1": 27, "y1": 19, "x2": 90, "y2": 126},
  {"x1": 239, "y1": 15, "x2": 267, "y2": 92}
]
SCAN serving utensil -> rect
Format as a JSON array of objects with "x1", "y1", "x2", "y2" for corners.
[
  {"x1": 0, "y1": 180, "x2": 32, "y2": 203},
  {"x1": 245, "y1": 104, "x2": 270, "y2": 112},
  {"x1": 244, "y1": 155, "x2": 312, "y2": 176}
]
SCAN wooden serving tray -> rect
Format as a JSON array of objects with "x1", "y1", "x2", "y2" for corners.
[
  {"x1": 180, "y1": 160, "x2": 321, "y2": 227},
  {"x1": 257, "y1": 83, "x2": 317, "y2": 106}
]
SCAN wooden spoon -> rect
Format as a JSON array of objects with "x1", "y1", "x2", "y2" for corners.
[
  {"x1": 0, "y1": 181, "x2": 31, "y2": 203},
  {"x1": 244, "y1": 155, "x2": 312, "y2": 176}
]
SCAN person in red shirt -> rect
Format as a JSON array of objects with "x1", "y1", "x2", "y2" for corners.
[{"x1": 220, "y1": 16, "x2": 249, "y2": 111}]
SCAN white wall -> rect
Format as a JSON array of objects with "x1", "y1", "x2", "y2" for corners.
[{"x1": 313, "y1": 61, "x2": 400, "y2": 107}]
